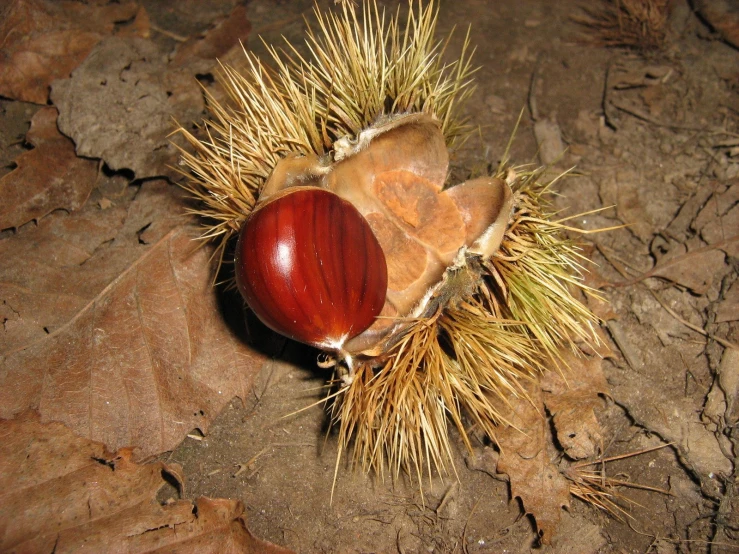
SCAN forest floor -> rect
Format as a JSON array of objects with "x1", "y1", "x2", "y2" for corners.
[{"x1": 1, "y1": 0, "x2": 738, "y2": 552}]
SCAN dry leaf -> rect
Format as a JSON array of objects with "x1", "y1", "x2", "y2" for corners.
[
  {"x1": 716, "y1": 279, "x2": 739, "y2": 323},
  {"x1": 0, "y1": 180, "x2": 185, "y2": 354},
  {"x1": 172, "y1": 5, "x2": 252, "y2": 67},
  {"x1": 605, "y1": 330, "x2": 733, "y2": 478},
  {"x1": 0, "y1": 412, "x2": 294, "y2": 554},
  {"x1": 540, "y1": 352, "x2": 609, "y2": 460},
  {"x1": 694, "y1": 0, "x2": 739, "y2": 49},
  {"x1": 0, "y1": 228, "x2": 267, "y2": 459},
  {"x1": 0, "y1": 0, "x2": 141, "y2": 104},
  {"x1": 580, "y1": 255, "x2": 618, "y2": 322},
  {"x1": 597, "y1": 165, "x2": 680, "y2": 243},
  {"x1": 533, "y1": 118, "x2": 565, "y2": 166},
  {"x1": 117, "y1": 5, "x2": 152, "y2": 40},
  {"x1": 51, "y1": 36, "x2": 205, "y2": 179},
  {"x1": 494, "y1": 383, "x2": 571, "y2": 544},
  {"x1": 0, "y1": 107, "x2": 97, "y2": 230},
  {"x1": 598, "y1": 168, "x2": 652, "y2": 241},
  {"x1": 694, "y1": 179, "x2": 739, "y2": 257},
  {"x1": 650, "y1": 240, "x2": 726, "y2": 294}
]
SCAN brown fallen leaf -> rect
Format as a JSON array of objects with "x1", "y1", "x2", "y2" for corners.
[
  {"x1": 0, "y1": 106, "x2": 97, "y2": 231},
  {"x1": 694, "y1": 179, "x2": 739, "y2": 258},
  {"x1": 0, "y1": 0, "x2": 142, "y2": 104},
  {"x1": 580, "y1": 253, "x2": 619, "y2": 323},
  {"x1": 716, "y1": 279, "x2": 739, "y2": 324},
  {"x1": 493, "y1": 382, "x2": 571, "y2": 544},
  {"x1": 609, "y1": 238, "x2": 737, "y2": 292},
  {"x1": 0, "y1": 227, "x2": 267, "y2": 460},
  {"x1": 117, "y1": 5, "x2": 152, "y2": 40},
  {"x1": 540, "y1": 352, "x2": 609, "y2": 460},
  {"x1": 0, "y1": 180, "x2": 185, "y2": 354},
  {"x1": 171, "y1": 5, "x2": 252, "y2": 68},
  {"x1": 0, "y1": 412, "x2": 294, "y2": 554},
  {"x1": 51, "y1": 36, "x2": 205, "y2": 179},
  {"x1": 650, "y1": 240, "x2": 726, "y2": 295},
  {"x1": 598, "y1": 168, "x2": 653, "y2": 242}
]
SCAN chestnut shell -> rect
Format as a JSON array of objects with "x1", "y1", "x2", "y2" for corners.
[{"x1": 235, "y1": 187, "x2": 388, "y2": 350}]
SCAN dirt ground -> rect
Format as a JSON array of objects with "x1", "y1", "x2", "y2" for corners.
[{"x1": 2, "y1": 0, "x2": 738, "y2": 552}]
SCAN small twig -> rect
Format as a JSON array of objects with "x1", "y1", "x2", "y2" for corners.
[
  {"x1": 462, "y1": 497, "x2": 482, "y2": 554},
  {"x1": 609, "y1": 100, "x2": 711, "y2": 132},
  {"x1": 572, "y1": 442, "x2": 673, "y2": 467},
  {"x1": 149, "y1": 22, "x2": 188, "y2": 42},
  {"x1": 528, "y1": 58, "x2": 542, "y2": 122},
  {"x1": 233, "y1": 446, "x2": 269, "y2": 477},
  {"x1": 435, "y1": 482, "x2": 458, "y2": 518}
]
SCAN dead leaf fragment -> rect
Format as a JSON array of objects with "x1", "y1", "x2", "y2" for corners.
[
  {"x1": 693, "y1": 180, "x2": 739, "y2": 257},
  {"x1": 0, "y1": 0, "x2": 141, "y2": 104},
  {"x1": 51, "y1": 36, "x2": 205, "y2": 179},
  {"x1": 0, "y1": 107, "x2": 97, "y2": 230},
  {"x1": 0, "y1": 413, "x2": 294, "y2": 554},
  {"x1": 716, "y1": 279, "x2": 739, "y2": 323},
  {"x1": 541, "y1": 353, "x2": 609, "y2": 460},
  {"x1": 0, "y1": 228, "x2": 267, "y2": 460},
  {"x1": 172, "y1": 5, "x2": 252, "y2": 67},
  {"x1": 650, "y1": 241, "x2": 726, "y2": 294},
  {"x1": 494, "y1": 384, "x2": 571, "y2": 544},
  {"x1": 533, "y1": 118, "x2": 565, "y2": 166},
  {"x1": 0, "y1": 180, "x2": 184, "y2": 354}
]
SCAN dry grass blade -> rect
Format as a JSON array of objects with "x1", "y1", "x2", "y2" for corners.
[
  {"x1": 573, "y1": 0, "x2": 672, "y2": 51},
  {"x1": 565, "y1": 444, "x2": 673, "y2": 520}
]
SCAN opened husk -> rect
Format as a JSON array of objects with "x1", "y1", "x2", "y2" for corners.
[{"x1": 177, "y1": 0, "x2": 602, "y2": 483}]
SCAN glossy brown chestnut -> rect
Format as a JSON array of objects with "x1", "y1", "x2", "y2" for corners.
[{"x1": 235, "y1": 187, "x2": 388, "y2": 350}]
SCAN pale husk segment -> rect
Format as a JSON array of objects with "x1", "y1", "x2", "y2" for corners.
[
  {"x1": 331, "y1": 167, "x2": 603, "y2": 483},
  {"x1": 176, "y1": 1, "x2": 475, "y2": 267}
]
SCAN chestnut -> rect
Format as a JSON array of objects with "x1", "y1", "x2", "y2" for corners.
[{"x1": 235, "y1": 187, "x2": 388, "y2": 351}]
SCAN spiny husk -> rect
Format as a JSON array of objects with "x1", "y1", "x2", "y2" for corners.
[
  {"x1": 176, "y1": 0, "x2": 476, "y2": 268},
  {"x1": 331, "y1": 166, "x2": 603, "y2": 483},
  {"x1": 175, "y1": 0, "x2": 604, "y2": 487}
]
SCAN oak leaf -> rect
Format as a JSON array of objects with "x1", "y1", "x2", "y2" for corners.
[
  {"x1": 0, "y1": 107, "x2": 97, "y2": 231},
  {"x1": 649, "y1": 240, "x2": 726, "y2": 294},
  {"x1": 0, "y1": 180, "x2": 185, "y2": 354},
  {"x1": 0, "y1": 228, "x2": 267, "y2": 460},
  {"x1": 172, "y1": 5, "x2": 252, "y2": 68},
  {"x1": 494, "y1": 383, "x2": 571, "y2": 544},
  {"x1": 0, "y1": 0, "x2": 142, "y2": 104},
  {"x1": 51, "y1": 36, "x2": 205, "y2": 179},
  {"x1": 694, "y1": 179, "x2": 739, "y2": 257},
  {"x1": 0, "y1": 412, "x2": 293, "y2": 554},
  {"x1": 540, "y1": 352, "x2": 609, "y2": 460}
]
